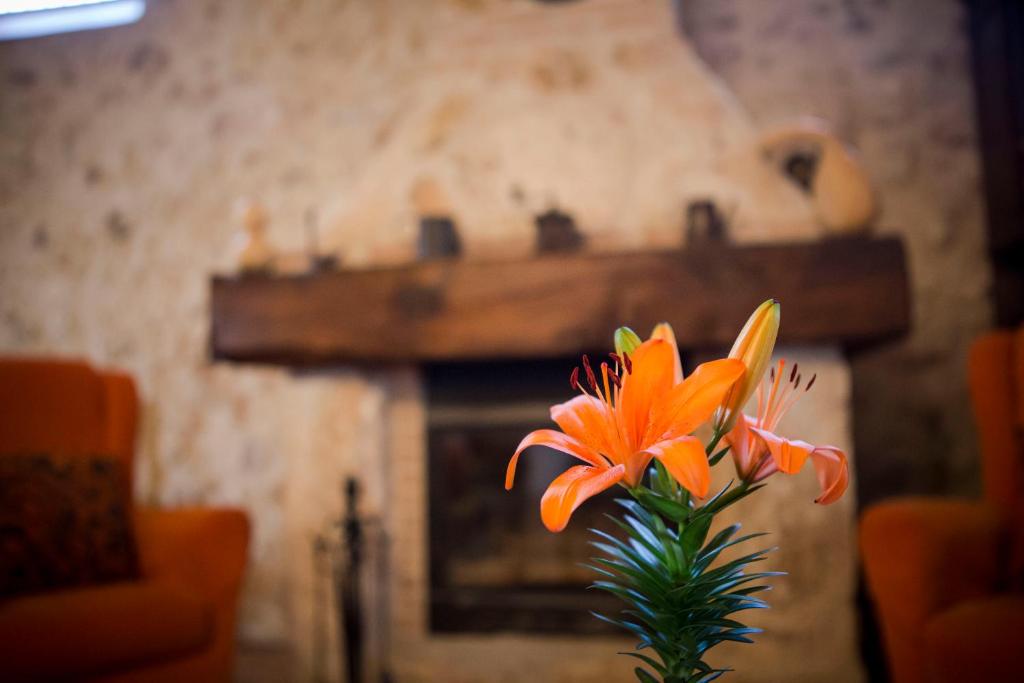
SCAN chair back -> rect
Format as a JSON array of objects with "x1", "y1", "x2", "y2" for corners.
[
  {"x1": 968, "y1": 328, "x2": 1024, "y2": 512},
  {"x1": 0, "y1": 358, "x2": 138, "y2": 491}
]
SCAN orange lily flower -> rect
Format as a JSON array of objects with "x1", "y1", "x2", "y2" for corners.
[
  {"x1": 725, "y1": 359, "x2": 849, "y2": 504},
  {"x1": 506, "y1": 331, "x2": 745, "y2": 532}
]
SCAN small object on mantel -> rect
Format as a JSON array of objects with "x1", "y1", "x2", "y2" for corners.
[
  {"x1": 271, "y1": 252, "x2": 315, "y2": 276},
  {"x1": 413, "y1": 177, "x2": 462, "y2": 260},
  {"x1": 759, "y1": 118, "x2": 878, "y2": 236},
  {"x1": 535, "y1": 209, "x2": 585, "y2": 253},
  {"x1": 418, "y1": 217, "x2": 462, "y2": 259},
  {"x1": 304, "y1": 208, "x2": 339, "y2": 273},
  {"x1": 231, "y1": 199, "x2": 274, "y2": 274},
  {"x1": 685, "y1": 199, "x2": 730, "y2": 245}
]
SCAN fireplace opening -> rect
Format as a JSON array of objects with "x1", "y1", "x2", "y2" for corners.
[{"x1": 426, "y1": 356, "x2": 637, "y2": 635}]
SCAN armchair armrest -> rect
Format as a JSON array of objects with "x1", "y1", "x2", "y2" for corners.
[
  {"x1": 134, "y1": 506, "x2": 250, "y2": 603},
  {"x1": 860, "y1": 498, "x2": 1004, "y2": 683}
]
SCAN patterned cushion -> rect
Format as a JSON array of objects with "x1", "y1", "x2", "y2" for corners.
[{"x1": 0, "y1": 454, "x2": 139, "y2": 597}]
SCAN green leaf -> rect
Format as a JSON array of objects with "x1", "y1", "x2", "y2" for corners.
[
  {"x1": 708, "y1": 445, "x2": 731, "y2": 467},
  {"x1": 634, "y1": 667, "x2": 660, "y2": 683},
  {"x1": 634, "y1": 488, "x2": 690, "y2": 523},
  {"x1": 680, "y1": 514, "x2": 712, "y2": 560},
  {"x1": 701, "y1": 483, "x2": 765, "y2": 515},
  {"x1": 622, "y1": 651, "x2": 669, "y2": 677}
]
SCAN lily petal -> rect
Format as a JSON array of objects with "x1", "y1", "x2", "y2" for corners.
[
  {"x1": 810, "y1": 446, "x2": 849, "y2": 505},
  {"x1": 644, "y1": 435, "x2": 710, "y2": 498},
  {"x1": 541, "y1": 464, "x2": 626, "y2": 532},
  {"x1": 750, "y1": 426, "x2": 816, "y2": 474},
  {"x1": 550, "y1": 394, "x2": 618, "y2": 462},
  {"x1": 619, "y1": 339, "x2": 676, "y2": 448},
  {"x1": 654, "y1": 358, "x2": 745, "y2": 439},
  {"x1": 506, "y1": 429, "x2": 607, "y2": 490},
  {"x1": 650, "y1": 322, "x2": 683, "y2": 384},
  {"x1": 724, "y1": 412, "x2": 753, "y2": 478}
]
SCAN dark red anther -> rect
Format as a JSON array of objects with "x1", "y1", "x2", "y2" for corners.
[
  {"x1": 794, "y1": 373, "x2": 802, "y2": 390},
  {"x1": 607, "y1": 367, "x2": 622, "y2": 389},
  {"x1": 608, "y1": 352, "x2": 622, "y2": 366},
  {"x1": 569, "y1": 366, "x2": 581, "y2": 391},
  {"x1": 582, "y1": 354, "x2": 599, "y2": 392},
  {"x1": 790, "y1": 363, "x2": 799, "y2": 383},
  {"x1": 806, "y1": 373, "x2": 817, "y2": 391},
  {"x1": 622, "y1": 352, "x2": 633, "y2": 374},
  {"x1": 770, "y1": 367, "x2": 776, "y2": 382}
]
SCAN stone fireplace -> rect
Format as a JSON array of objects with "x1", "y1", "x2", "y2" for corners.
[
  {"x1": 213, "y1": 235, "x2": 906, "y2": 682},
  {"x1": 381, "y1": 348, "x2": 863, "y2": 683}
]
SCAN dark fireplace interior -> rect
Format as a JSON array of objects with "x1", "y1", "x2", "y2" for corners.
[{"x1": 426, "y1": 356, "x2": 632, "y2": 634}]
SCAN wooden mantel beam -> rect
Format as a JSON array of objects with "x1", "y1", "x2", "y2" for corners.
[{"x1": 210, "y1": 237, "x2": 910, "y2": 365}]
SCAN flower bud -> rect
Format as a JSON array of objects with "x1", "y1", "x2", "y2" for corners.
[
  {"x1": 717, "y1": 299, "x2": 781, "y2": 432},
  {"x1": 614, "y1": 327, "x2": 642, "y2": 357}
]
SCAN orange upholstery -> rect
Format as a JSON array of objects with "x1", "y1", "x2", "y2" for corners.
[
  {"x1": 922, "y1": 595, "x2": 1024, "y2": 683},
  {"x1": 128, "y1": 506, "x2": 251, "y2": 683},
  {"x1": 0, "y1": 357, "x2": 250, "y2": 682},
  {"x1": 0, "y1": 581, "x2": 212, "y2": 680},
  {"x1": 860, "y1": 329, "x2": 1024, "y2": 683}
]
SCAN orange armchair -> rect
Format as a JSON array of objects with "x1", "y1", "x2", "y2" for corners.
[
  {"x1": 0, "y1": 358, "x2": 250, "y2": 682},
  {"x1": 860, "y1": 330, "x2": 1024, "y2": 683}
]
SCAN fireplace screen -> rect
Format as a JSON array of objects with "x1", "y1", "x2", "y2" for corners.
[{"x1": 427, "y1": 357, "x2": 626, "y2": 634}]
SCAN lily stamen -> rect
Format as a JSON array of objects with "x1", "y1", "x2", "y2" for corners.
[
  {"x1": 601, "y1": 362, "x2": 613, "y2": 406},
  {"x1": 767, "y1": 360, "x2": 813, "y2": 430},
  {"x1": 763, "y1": 359, "x2": 786, "y2": 429},
  {"x1": 582, "y1": 355, "x2": 605, "y2": 401}
]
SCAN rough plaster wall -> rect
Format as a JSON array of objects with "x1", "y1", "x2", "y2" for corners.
[
  {"x1": 0, "y1": 0, "x2": 989, "y2": 680},
  {"x1": 681, "y1": 0, "x2": 993, "y2": 504}
]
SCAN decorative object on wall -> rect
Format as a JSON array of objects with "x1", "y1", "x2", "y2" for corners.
[
  {"x1": 231, "y1": 199, "x2": 275, "y2": 274},
  {"x1": 272, "y1": 252, "x2": 316, "y2": 276},
  {"x1": 684, "y1": 199, "x2": 730, "y2": 245},
  {"x1": 504, "y1": 301, "x2": 850, "y2": 681},
  {"x1": 535, "y1": 209, "x2": 585, "y2": 253},
  {"x1": 305, "y1": 209, "x2": 339, "y2": 273},
  {"x1": 233, "y1": 203, "x2": 339, "y2": 276},
  {"x1": 417, "y1": 218, "x2": 462, "y2": 260},
  {"x1": 412, "y1": 177, "x2": 462, "y2": 260},
  {"x1": 759, "y1": 120, "x2": 878, "y2": 236}
]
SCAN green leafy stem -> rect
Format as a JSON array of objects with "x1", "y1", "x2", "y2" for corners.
[{"x1": 585, "y1": 439, "x2": 782, "y2": 683}]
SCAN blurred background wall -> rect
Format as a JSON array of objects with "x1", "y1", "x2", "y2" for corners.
[{"x1": 0, "y1": 0, "x2": 992, "y2": 678}]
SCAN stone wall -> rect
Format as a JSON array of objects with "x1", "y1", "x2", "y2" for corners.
[
  {"x1": 0, "y1": 0, "x2": 990, "y2": 680},
  {"x1": 680, "y1": 0, "x2": 992, "y2": 504}
]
